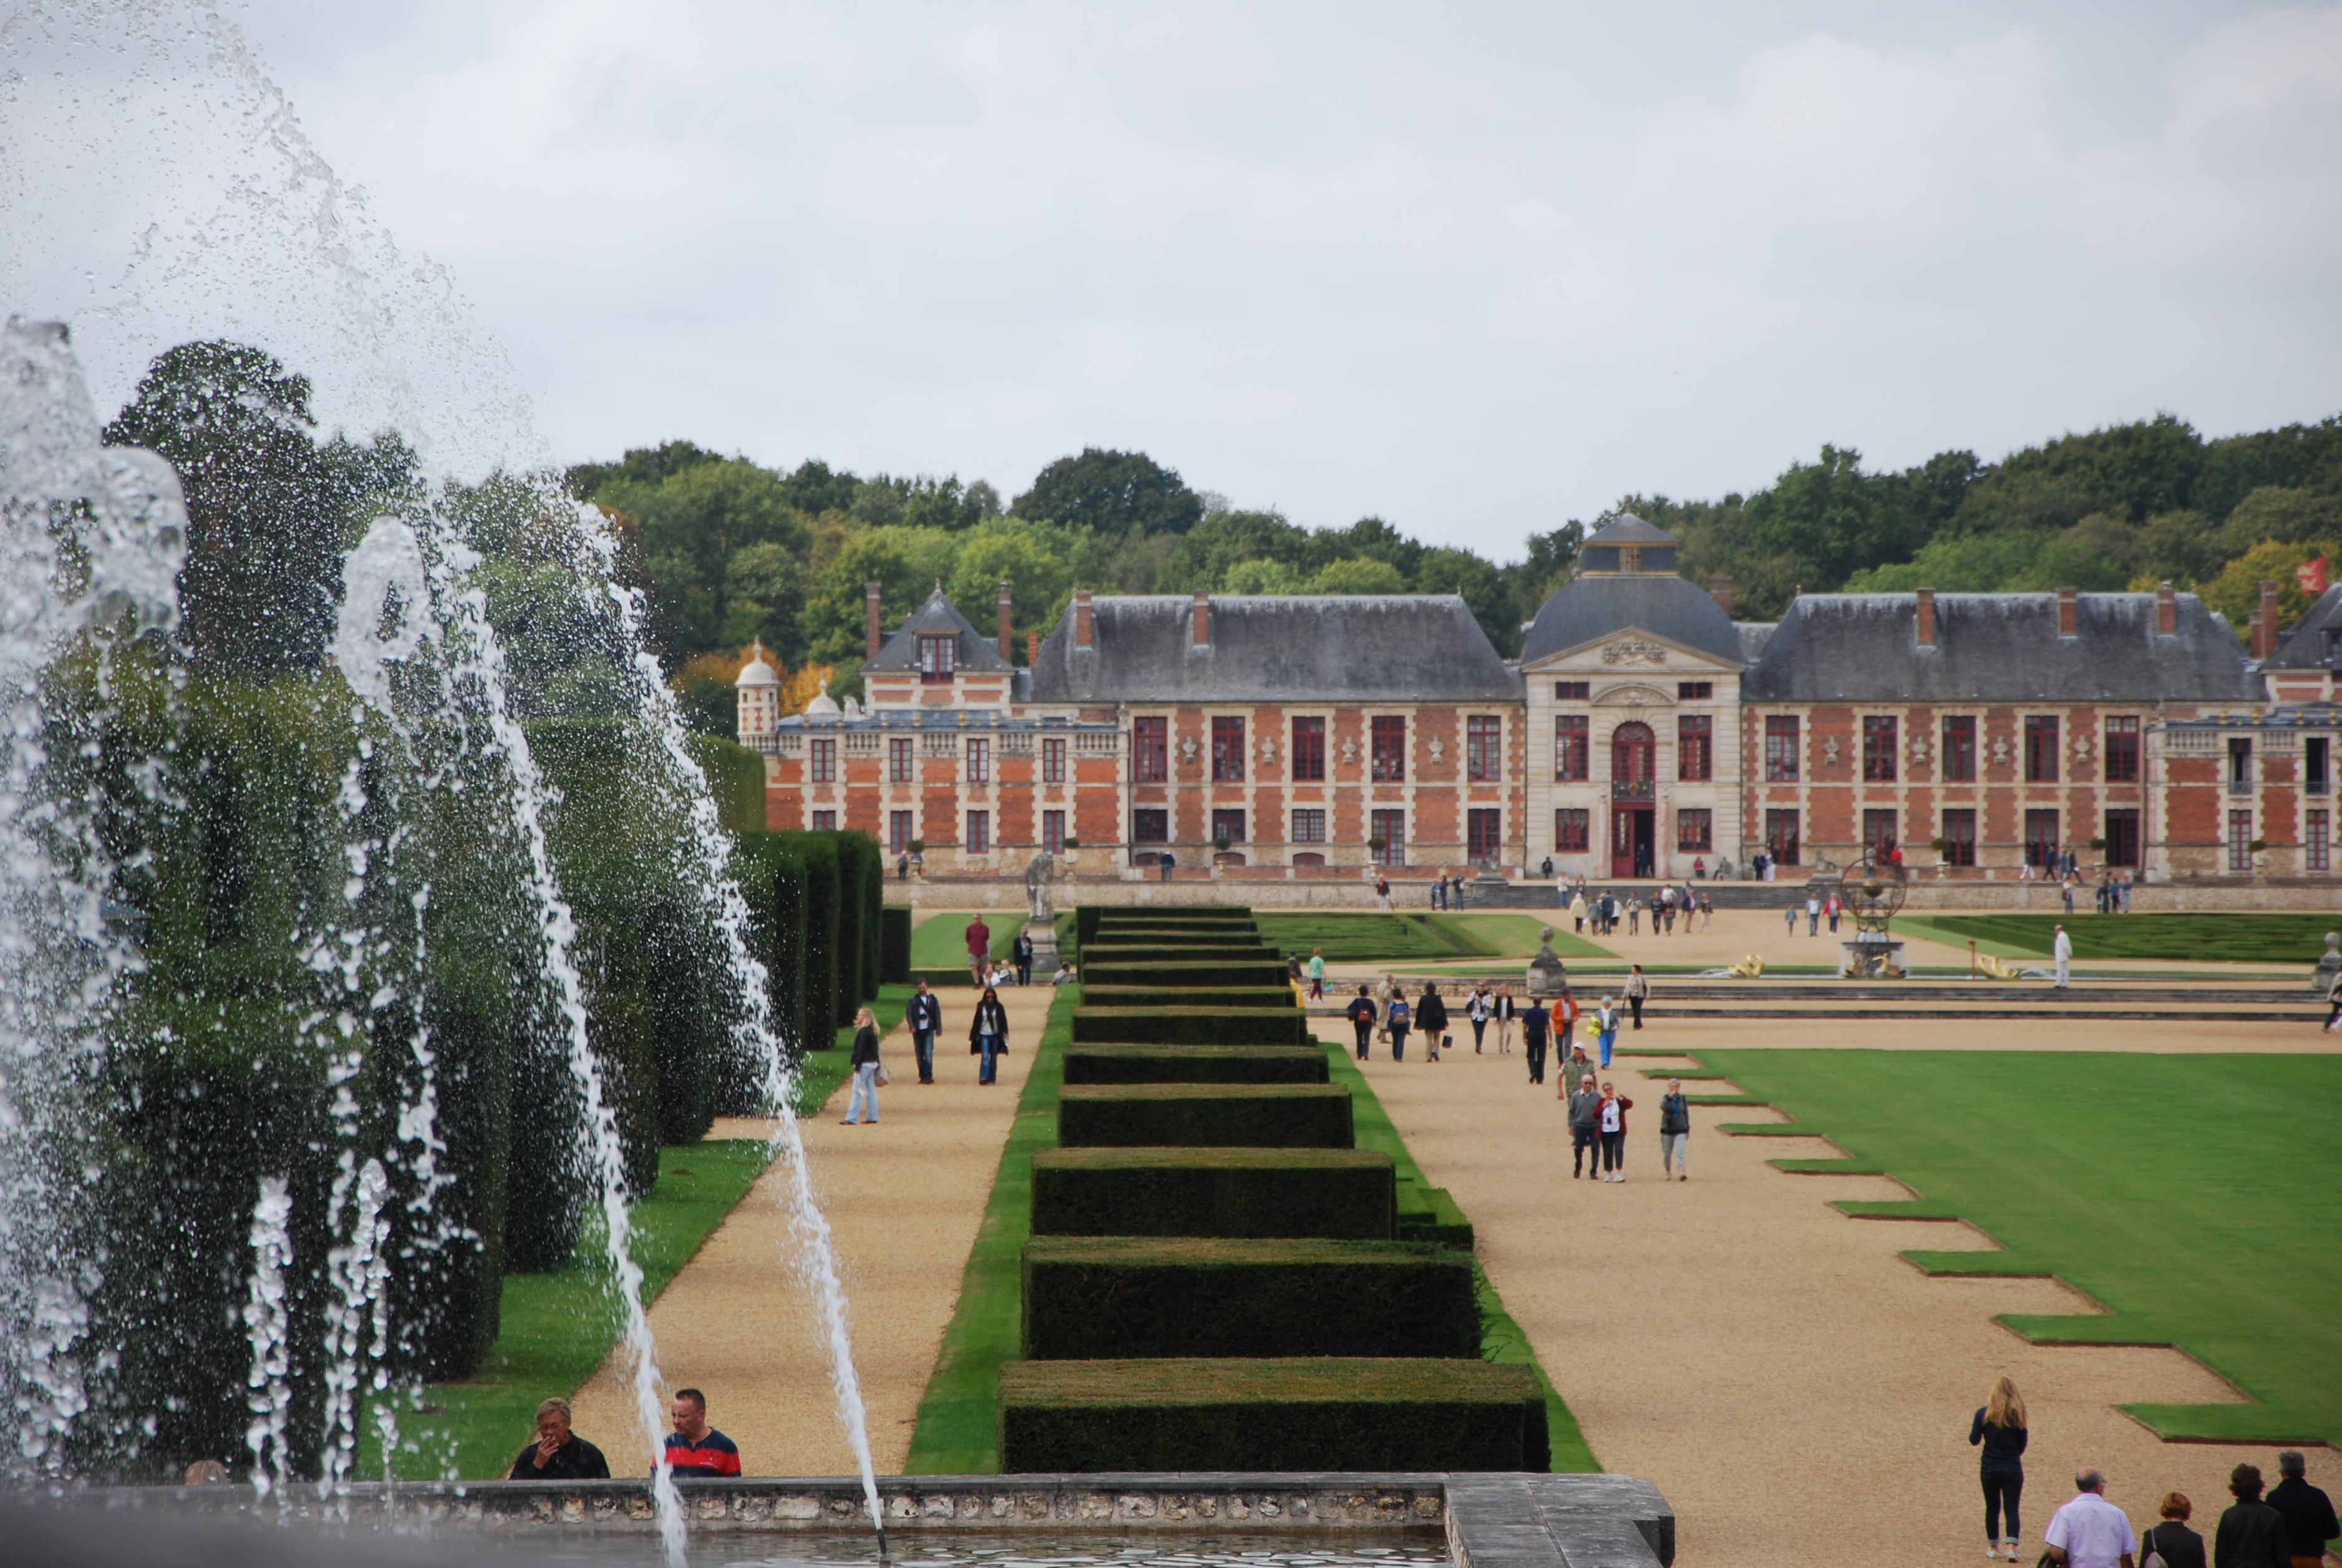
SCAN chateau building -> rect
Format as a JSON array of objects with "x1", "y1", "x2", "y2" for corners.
[{"x1": 738, "y1": 516, "x2": 2342, "y2": 884}]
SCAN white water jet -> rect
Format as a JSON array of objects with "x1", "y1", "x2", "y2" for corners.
[{"x1": 240, "y1": 1176, "x2": 296, "y2": 1501}]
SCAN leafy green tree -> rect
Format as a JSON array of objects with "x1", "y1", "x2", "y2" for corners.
[
  {"x1": 722, "y1": 541, "x2": 805, "y2": 656},
  {"x1": 2199, "y1": 538, "x2": 2339, "y2": 628},
  {"x1": 1014, "y1": 448, "x2": 1203, "y2": 535},
  {"x1": 564, "y1": 439, "x2": 727, "y2": 501},
  {"x1": 947, "y1": 517, "x2": 1079, "y2": 649},
  {"x1": 2218, "y1": 486, "x2": 2342, "y2": 550},
  {"x1": 1163, "y1": 510, "x2": 1312, "y2": 591},
  {"x1": 592, "y1": 460, "x2": 808, "y2": 666},
  {"x1": 1307, "y1": 556, "x2": 1408, "y2": 594},
  {"x1": 1220, "y1": 558, "x2": 1306, "y2": 594},
  {"x1": 802, "y1": 526, "x2": 965, "y2": 682}
]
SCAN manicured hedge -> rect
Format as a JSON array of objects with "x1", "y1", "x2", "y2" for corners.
[
  {"x1": 835, "y1": 830, "x2": 884, "y2": 1012},
  {"x1": 1396, "y1": 1181, "x2": 1476, "y2": 1251},
  {"x1": 1079, "y1": 985, "x2": 1297, "y2": 1012},
  {"x1": 1063, "y1": 1046, "x2": 1328, "y2": 1085},
  {"x1": 684, "y1": 732, "x2": 768, "y2": 834},
  {"x1": 1030, "y1": 1147, "x2": 1395, "y2": 1239},
  {"x1": 730, "y1": 831, "x2": 808, "y2": 1083},
  {"x1": 1057, "y1": 1084, "x2": 1353, "y2": 1148},
  {"x1": 1080, "y1": 959, "x2": 1288, "y2": 989},
  {"x1": 773, "y1": 831, "x2": 839, "y2": 1048},
  {"x1": 880, "y1": 906, "x2": 912, "y2": 984},
  {"x1": 1088, "y1": 927, "x2": 1262, "y2": 946},
  {"x1": 997, "y1": 1357, "x2": 1549, "y2": 1473},
  {"x1": 1071, "y1": 1007, "x2": 1309, "y2": 1048},
  {"x1": 1096, "y1": 906, "x2": 1256, "y2": 922},
  {"x1": 1078, "y1": 942, "x2": 1272, "y2": 966},
  {"x1": 1021, "y1": 1237, "x2": 1478, "y2": 1360}
]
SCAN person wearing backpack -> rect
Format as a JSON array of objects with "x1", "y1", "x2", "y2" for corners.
[
  {"x1": 1385, "y1": 990, "x2": 1412, "y2": 1061},
  {"x1": 1345, "y1": 985, "x2": 1378, "y2": 1062}
]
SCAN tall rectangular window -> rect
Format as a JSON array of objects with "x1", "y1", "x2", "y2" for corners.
[
  {"x1": 1042, "y1": 737, "x2": 1066, "y2": 783},
  {"x1": 1211, "y1": 808, "x2": 1247, "y2": 844},
  {"x1": 1370, "y1": 808, "x2": 1405, "y2": 865},
  {"x1": 919, "y1": 636, "x2": 954, "y2": 682},
  {"x1": 889, "y1": 810, "x2": 912, "y2": 855},
  {"x1": 1862, "y1": 715, "x2": 1898, "y2": 782},
  {"x1": 1554, "y1": 808, "x2": 1590, "y2": 852},
  {"x1": 2025, "y1": 715, "x2": 2059, "y2": 783},
  {"x1": 2025, "y1": 809, "x2": 2059, "y2": 868},
  {"x1": 1676, "y1": 808, "x2": 1712, "y2": 852},
  {"x1": 1764, "y1": 808, "x2": 1801, "y2": 866},
  {"x1": 1291, "y1": 717, "x2": 1326, "y2": 781},
  {"x1": 1940, "y1": 809, "x2": 1977, "y2": 866},
  {"x1": 811, "y1": 810, "x2": 836, "y2": 832},
  {"x1": 2228, "y1": 809, "x2": 2253, "y2": 872},
  {"x1": 1764, "y1": 717, "x2": 1801, "y2": 782},
  {"x1": 2308, "y1": 809, "x2": 2330, "y2": 873},
  {"x1": 2104, "y1": 717, "x2": 2141, "y2": 783},
  {"x1": 2228, "y1": 737, "x2": 2253, "y2": 794},
  {"x1": 1554, "y1": 715, "x2": 1590, "y2": 782},
  {"x1": 888, "y1": 737, "x2": 914, "y2": 784},
  {"x1": 1133, "y1": 808, "x2": 1169, "y2": 843},
  {"x1": 1290, "y1": 808, "x2": 1327, "y2": 843},
  {"x1": 1042, "y1": 810, "x2": 1065, "y2": 854},
  {"x1": 965, "y1": 737, "x2": 989, "y2": 784},
  {"x1": 1467, "y1": 715, "x2": 1503, "y2": 782},
  {"x1": 2307, "y1": 736, "x2": 2330, "y2": 796},
  {"x1": 1468, "y1": 808, "x2": 1502, "y2": 861},
  {"x1": 1371, "y1": 717, "x2": 1407, "y2": 782},
  {"x1": 2104, "y1": 808, "x2": 2139, "y2": 868},
  {"x1": 1133, "y1": 717, "x2": 1168, "y2": 782},
  {"x1": 1863, "y1": 807, "x2": 1899, "y2": 862},
  {"x1": 810, "y1": 737, "x2": 837, "y2": 783},
  {"x1": 1554, "y1": 680, "x2": 1589, "y2": 700},
  {"x1": 1212, "y1": 716, "x2": 1246, "y2": 782},
  {"x1": 1677, "y1": 714, "x2": 1713, "y2": 781},
  {"x1": 1943, "y1": 715, "x2": 1977, "y2": 783},
  {"x1": 965, "y1": 811, "x2": 990, "y2": 854}
]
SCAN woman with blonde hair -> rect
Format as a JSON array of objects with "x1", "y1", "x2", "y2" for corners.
[
  {"x1": 1969, "y1": 1377, "x2": 2030, "y2": 1559},
  {"x1": 842, "y1": 1007, "x2": 883, "y2": 1125}
]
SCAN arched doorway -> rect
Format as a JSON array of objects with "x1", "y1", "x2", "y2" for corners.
[{"x1": 1610, "y1": 721, "x2": 1657, "y2": 879}]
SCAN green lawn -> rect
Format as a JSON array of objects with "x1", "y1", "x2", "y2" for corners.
[
  {"x1": 1909, "y1": 912, "x2": 2340, "y2": 965},
  {"x1": 1698, "y1": 1048, "x2": 2342, "y2": 1445},
  {"x1": 397, "y1": 984, "x2": 910, "y2": 1477},
  {"x1": 911, "y1": 912, "x2": 1023, "y2": 968},
  {"x1": 1257, "y1": 912, "x2": 1609, "y2": 963}
]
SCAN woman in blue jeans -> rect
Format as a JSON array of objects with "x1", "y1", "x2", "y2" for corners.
[
  {"x1": 1969, "y1": 1376, "x2": 2028, "y2": 1560},
  {"x1": 1385, "y1": 992, "x2": 1411, "y2": 1061},
  {"x1": 969, "y1": 986, "x2": 1009, "y2": 1085}
]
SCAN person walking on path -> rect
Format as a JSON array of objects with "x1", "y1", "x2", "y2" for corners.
[
  {"x1": 907, "y1": 980, "x2": 943, "y2": 1085},
  {"x1": 1012, "y1": 929, "x2": 1033, "y2": 986},
  {"x1": 1556, "y1": 871, "x2": 1569, "y2": 910},
  {"x1": 1625, "y1": 965, "x2": 1649, "y2": 1030},
  {"x1": 1554, "y1": 987, "x2": 1580, "y2": 1067},
  {"x1": 1376, "y1": 874, "x2": 1391, "y2": 913},
  {"x1": 664, "y1": 1390, "x2": 742, "y2": 1478},
  {"x1": 2043, "y1": 1468, "x2": 2135, "y2": 1568},
  {"x1": 1826, "y1": 893, "x2": 1842, "y2": 934},
  {"x1": 1346, "y1": 985, "x2": 1378, "y2": 1061},
  {"x1": 1522, "y1": 997, "x2": 1552, "y2": 1084},
  {"x1": 1558, "y1": 1040, "x2": 1595, "y2": 1102},
  {"x1": 1971, "y1": 1376, "x2": 2030, "y2": 1560},
  {"x1": 2054, "y1": 924, "x2": 2074, "y2": 989},
  {"x1": 1570, "y1": 889, "x2": 1589, "y2": 934},
  {"x1": 969, "y1": 986, "x2": 1009, "y2": 1085},
  {"x1": 509, "y1": 1397, "x2": 610, "y2": 1481},
  {"x1": 1466, "y1": 984, "x2": 1492, "y2": 1052},
  {"x1": 1806, "y1": 892, "x2": 1822, "y2": 935},
  {"x1": 1627, "y1": 896, "x2": 1642, "y2": 936},
  {"x1": 1375, "y1": 972, "x2": 1400, "y2": 1048},
  {"x1": 1594, "y1": 997, "x2": 1620, "y2": 1068},
  {"x1": 1567, "y1": 1073, "x2": 1602, "y2": 1178},
  {"x1": 842, "y1": 1007, "x2": 883, "y2": 1125},
  {"x1": 1597, "y1": 1081, "x2": 1633, "y2": 1181},
  {"x1": 1307, "y1": 948, "x2": 1326, "y2": 1000},
  {"x1": 1494, "y1": 983, "x2": 1517, "y2": 1052},
  {"x1": 1658, "y1": 1078, "x2": 1690, "y2": 1181},
  {"x1": 2142, "y1": 1497, "x2": 2206, "y2": 1568},
  {"x1": 2268, "y1": 1450, "x2": 2338, "y2": 1568},
  {"x1": 1783, "y1": 903, "x2": 1798, "y2": 937},
  {"x1": 1417, "y1": 983, "x2": 1448, "y2": 1062},
  {"x1": 964, "y1": 914, "x2": 992, "y2": 985},
  {"x1": 2216, "y1": 1465, "x2": 2292, "y2": 1568},
  {"x1": 1386, "y1": 989, "x2": 1413, "y2": 1061},
  {"x1": 1699, "y1": 891, "x2": 1713, "y2": 932}
]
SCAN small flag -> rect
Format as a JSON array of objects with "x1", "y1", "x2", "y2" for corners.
[{"x1": 2297, "y1": 556, "x2": 2328, "y2": 596}]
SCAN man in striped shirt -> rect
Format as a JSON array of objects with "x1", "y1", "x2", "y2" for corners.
[{"x1": 664, "y1": 1388, "x2": 741, "y2": 1478}]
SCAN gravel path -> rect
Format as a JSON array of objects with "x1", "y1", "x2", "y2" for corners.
[{"x1": 568, "y1": 985, "x2": 1055, "y2": 1476}]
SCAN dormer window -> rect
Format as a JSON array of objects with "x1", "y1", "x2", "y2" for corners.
[{"x1": 919, "y1": 636, "x2": 956, "y2": 683}]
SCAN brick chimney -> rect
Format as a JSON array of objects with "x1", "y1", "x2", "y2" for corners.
[
  {"x1": 2056, "y1": 586, "x2": 2078, "y2": 638},
  {"x1": 1191, "y1": 589, "x2": 1211, "y2": 648},
  {"x1": 2248, "y1": 607, "x2": 2265, "y2": 657},
  {"x1": 1915, "y1": 587, "x2": 1936, "y2": 649},
  {"x1": 1028, "y1": 631, "x2": 1040, "y2": 666},
  {"x1": 997, "y1": 580, "x2": 1014, "y2": 662},
  {"x1": 2156, "y1": 580, "x2": 2176, "y2": 636},
  {"x1": 2258, "y1": 579, "x2": 2281, "y2": 659},
  {"x1": 1710, "y1": 576, "x2": 1733, "y2": 616},
  {"x1": 864, "y1": 581, "x2": 883, "y2": 658},
  {"x1": 1073, "y1": 588, "x2": 1094, "y2": 648}
]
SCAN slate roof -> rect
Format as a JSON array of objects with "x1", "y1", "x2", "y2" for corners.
[
  {"x1": 861, "y1": 586, "x2": 1015, "y2": 674},
  {"x1": 1735, "y1": 622, "x2": 1779, "y2": 662},
  {"x1": 2267, "y1": 585, "x2": 2342, "y2": 671},
  {"x1": 1519, "y1": 573, "x2": 1746, "y2": 666},
  {"x1": 1581, "y1": 513, "x2": 1679, "y2": 547},
  {"x1": 1026, "y1": 594, "x2": 1522, "y2": 704},
  {"x1": 1740, "y1": 592, "x2": 2256, "y2": 703}
]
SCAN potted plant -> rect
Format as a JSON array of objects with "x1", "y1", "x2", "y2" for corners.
[
  {"x1": 907, "y1": 839, "x2": 926, "y2": 876},
  {"x1": 1211, "y1": 832, "x2": 1232, "y2": 876},
  {"x1": 1059, "y1": 835, "x2": 1080, "y2": 870}
]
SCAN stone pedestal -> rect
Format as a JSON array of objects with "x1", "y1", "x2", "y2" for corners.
[
  {"x1": 2312, "y1": 931, "x2": 2341, "y2": 995},
  {"x1": 1025, "y1": 920, "x2": 1060, "y2": 977},
  {"x1": 1839, "y1": 937, "x2": 1905, "y2": 979},
  {"x1": 1526, "y1": 928, "x2": 1569, "y2": 999}
]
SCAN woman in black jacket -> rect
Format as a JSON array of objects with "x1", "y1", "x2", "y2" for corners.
[
  {"x1": 2216, "y1": 1465, "x2": 2292, "y2": 1568},
  {"x1": 2142, "y1": 1493, "x2": 2205, "y2": 1568},
  {"x1": 969, "y1": 987, "x2": 1009, "y2": 1086},
  {"x1": 843, "y1": 1007, "x2": 882, "y2": 1125},
  {"x1": 1969, "y1": 1377, "x2": 2028, "y2": 1560},
  {"x1": 1416, "y1": 984, "x2": 1448, "y2": 1062}
]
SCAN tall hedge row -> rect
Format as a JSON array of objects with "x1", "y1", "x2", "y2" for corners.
[{"x1": 737, "y1": 828, "x2": 885, "y2": 1056}]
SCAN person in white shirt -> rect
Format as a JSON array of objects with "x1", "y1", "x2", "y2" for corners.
[
  {"x1": 2053, "y1": 924, "x2": 2074, "y2": 989},
  {"x1": 2043, "y1": 1468, "x2": 2137, "y2": 1568}
]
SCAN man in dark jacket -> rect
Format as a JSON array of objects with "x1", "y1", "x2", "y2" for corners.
[
  {"x1": 1659, "y1": 1078, "x2": 1691, "y2": 1181},
  {"x1": 1521, "y1": 1000, "x2": 1551, "y2": 1084},
  {"x1": 1567, "y1": 1074, "x2": 1602, "y2": 1178},
  {"x1": 508, "y1": 1396, "x2": 609, "y2": 1480},
  {"x1": 907, "y1": 980, "x2": 944, "y2": 1084},
  {"x1": 2268, "y1": 1451, "x2": 2338, "y2": 1568},
  {"x1": 1417, "y1": 984, "x2": 1448, "y2": 1062},
  {"x1": 2218, "y1": 1464, "x2": 2293, "y2": 1568},
  {"x1": 1345, "y1": 987, "x2": 1377, "y2": 1061}
]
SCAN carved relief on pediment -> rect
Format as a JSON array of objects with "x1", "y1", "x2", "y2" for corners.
[
  {"x1": 1593, "y1": 683, "x2": 1673, "y2": 708},
  {"x1": 1600, "y1": 637, "x2": 1670, "y2": 666}
]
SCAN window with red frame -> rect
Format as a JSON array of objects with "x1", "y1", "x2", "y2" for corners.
[
  {"x1": 1370, "y1": 808, "x2": 1405, "y2": 864},
  {"x1": 1133, "y1": 717, "x2": 1168, "y2": 782},
  {"x1": 888, "y1": 737, "x2": 914, "y2": 784},
  {"x1": 1042, "y1": 810, "x2": 1065, "y2": 853},
  {"x1": 1371, "y1": 717, "x2": 1406, "y2": 782},
  {"x1": 1291, "y1": 808, "x2": 1326, "y2": 843},
  {"x1": 965, "y1": 810, "x2": 990, "y2": 855},
  {"x1": 1042, "y1": 737, "x2": 1066, "y2": 784},
  {"x1": 2025, "y1": 715, "x2": 2059, "y2": 782},
  {"x1": 1677, "y1": 714, "x2": 1712, "y2": 781},
  {"x1": 889, "y1": 811, "x2": 912, "y2": 855},
  {"x1": 1764, "y1": 717, "x2": 1800, "y2": 782},
  {"x1": 811, "y1": 810, "x2": 836, "y2": 831},
  {"x1": 918, "y1": 636, "x2": 954, "y2": 683},
  {"x1": 2104, "y1": 717, "x2": 2140, "y2": 783},
  {"x1": 1765, "y1": 808, "x2": 1801, "y2": 865},
  {"x1": 965, "y1": 737, "x2": 989, "y2": 783},
  {"x1": 1467, "y1": 716, "x2": 1502, "y2": 782},
  {"x1": 1940, "y1": 808, "x2": 1976, "y2": 866},
  {"x1": 1468, "y1": 808, "x2": 1502, "y2": 861},
  {"x1": 1942, "y1": 715, "x2": 1977, "y2": 782},
  {"x1": 1862, "y1": 715, "x2": 1897, "y2": 782},
  {"x1": 810, "y1": 738, "x2": 836, "y2": 783},
  {"x1": 1212, "y1": 716, "x2": 1246, "y2": 782},
  {"x1": 1675, "y1": 808, "x2": 1711, "y2": 851},
  {"x1": 1554, "y1": 808, "x2": 1589, "y2": 852},
  {"x1": 1291, "y1": 716, "x2": 1325, "y2": 781},
  {"x1": 2307, "y1": 809, "x2": 2330, "y2": 873},
  {"x1": 1554, "y1": 715, "x2": 1589, "y2": 782}
]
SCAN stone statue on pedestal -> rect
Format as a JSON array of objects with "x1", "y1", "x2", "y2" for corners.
[
  {"x1": 1025, "y1": 851, "x2": 1056, "y2": 924},
  {"x1": 1526, "y1": 927, "x2": 1568, "y2": 999},
  {"x1": 2313, "y1": 931, "x2": 2340, "y2": 995}
]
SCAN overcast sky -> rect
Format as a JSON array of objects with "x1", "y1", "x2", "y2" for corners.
[{"x1": 6, "y1": 2, "x2": 2341, "y2": 558}]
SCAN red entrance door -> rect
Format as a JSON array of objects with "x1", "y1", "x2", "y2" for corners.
[{"x1": 1609, "y1": 722, "x2": 1655, "y2": 878}]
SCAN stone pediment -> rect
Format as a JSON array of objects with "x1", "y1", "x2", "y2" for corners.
[{"x1": 1594, "y1": 683, "x2": 1674, "y2": 707}]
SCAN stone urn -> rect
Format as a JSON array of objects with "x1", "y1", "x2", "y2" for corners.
[{"x1": 1526, "y1": 928, "x2": 1568, "y2": 999}]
